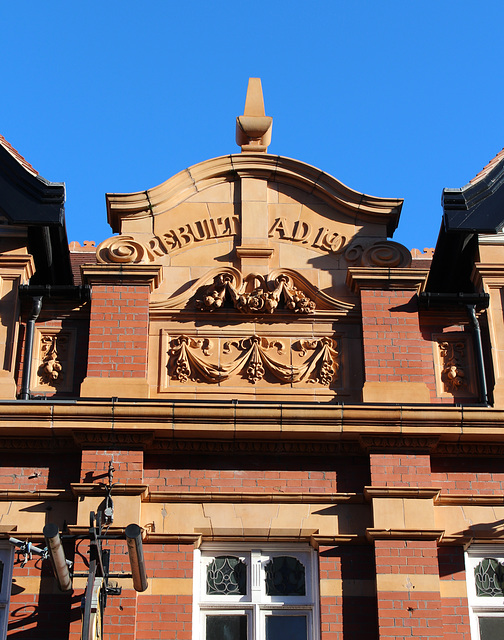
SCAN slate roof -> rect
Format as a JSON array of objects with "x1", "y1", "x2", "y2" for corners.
[
  {"x1": 0, "y1": 133, "x2": 72, "y2": 284},
  {"x1": 427, "y1": 144, "x2": 504, "y2": 293}
]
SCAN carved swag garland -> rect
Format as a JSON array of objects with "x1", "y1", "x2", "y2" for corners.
[
  {"x1": 168, "y1": 335, "x2": 339, "y2": 386},
  {"x1": 195, "y1": 273, "x2": 316, "y2": 314}
]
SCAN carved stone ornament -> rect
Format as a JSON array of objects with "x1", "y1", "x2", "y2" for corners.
[
  {"x1": 151, "y1": 267, "x2": 354, "y2": 312},
  {"x1": 344, "y1": 240, "x2": 412, "y2": 268},
  {"x1": 167, "y1": 335, "x2": 339, "y2": 386},
  {"x1": 438, "y1": 340, "x2": 466, "y2": 392},
  {"x1": 196, "y1": 272, "x2": 315, "y2": 314},
  {"x1": 38, "y1": 333, "x2": 69, "y2": 386},
  {"x1": 97, "y1": 235, "x2": 155, "y2": 264}
]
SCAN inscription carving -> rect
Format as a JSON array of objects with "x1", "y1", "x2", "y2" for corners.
[
  {"x1": 167, "y1": 335, "x2": 339, "y2": 386},
  {"x1": 98, "y1": 216, "x2": 239, "y2": 263},
  {"x1": 268, "y1": 217, "x2": 346, "y2": 254},
  {"x1": 438, "y1": 340, "x2": 466, "y2": 392},
  {"x1": 196, "y1": 272, "x2": 315, "y2": 314}
]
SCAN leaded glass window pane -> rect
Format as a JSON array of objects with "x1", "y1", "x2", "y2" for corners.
[
  {"x1": 207, "y1": 556, "x2": 246, "y2": 595},
  {"x1": 206, "y1": 615, "x2": 247, "y2": 640},
  {"x1": 475, "y1": 558, "x2": 504, "y2": 597},
  {"x1": 265, "y1": 556, "x2": 305, "y2": 596},
  {"x1": 266, "y1": 615, "x2": 307, "y2": 640},
  {"x1": 479, "y1": 616, "x2": 504, "y2": 639}
]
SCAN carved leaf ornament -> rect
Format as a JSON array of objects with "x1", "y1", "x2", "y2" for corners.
[
  {"x1": 168, "y1": 335, "x2": 339, "y2": 385},
  {"x1": 438, "y1": 341, "x2": 466, "y2": 392},
  {"x1": 38, "y1": 334, "x2": 68, "y2": 386},
  {"x1": 196, "y1": 272, "x2": 316, "y2": 314}
]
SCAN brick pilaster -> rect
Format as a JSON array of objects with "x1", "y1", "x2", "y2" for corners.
[
  {"x1": 347, "y1": 268, "x2": 433, "y2": 403},
  {"x1": 80, "y1": 264, "x2": 162, "y2": 398},
  {"x1": 375, "y1": 539, "x2": 443, "y2": 640}
]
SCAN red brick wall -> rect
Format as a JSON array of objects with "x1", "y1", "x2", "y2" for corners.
[
  {"x1": 438, "y1": 547, "x2": 471, "y2": 640},
  {"x1": 360, "y1": 290, "x2": 436, "y2": 386},
  {"x1": 375, "y1": 540, "x2": 443, "y2": 640},
  {"x1": 319, "y1": 545, "x2": 378, "y2": 640},
  {"x1": 144, "y1": 454, "x2": 370, "y2": 493},
  {"x1": 86, "y1": 284, "x2": 149, "y2": 379},
  {"x1": 137, "y1": 544, "x2": 193, "y2": 640},
  {"x1": 0, "y1": 452, "x2": 80, "y2": 490},
  {"x1": 370, "y1": 452, "x2": 432, "y2": 487},
  {"x1": 81, "y1": 449, "x2": 144, "y2": 484},
  {"x1": 431, "y1": 457, "x2": 504, "y2": 494}
]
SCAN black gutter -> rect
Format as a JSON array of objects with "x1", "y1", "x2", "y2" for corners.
[{"x1": 19, "y1": 284, "x2": 91, "y2": 300}]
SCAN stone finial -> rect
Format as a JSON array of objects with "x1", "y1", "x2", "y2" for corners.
[{"x1": 236, "y1": 78, "x2": 273, "y2": 153}]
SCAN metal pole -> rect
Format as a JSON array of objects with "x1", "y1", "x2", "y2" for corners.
[
  {"x1": 125, "y1": 524, "x2": 148, "y2": 592},
  {"x1": 43, "y1": 523, "x2": 73, "y2": 592}
]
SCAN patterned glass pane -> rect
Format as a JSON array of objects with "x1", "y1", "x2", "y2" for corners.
[
  {"x1": 206, "y1": 615, "x2": 247, "y2": 640},
  {"x1": 265, "y1": 556, "x2": 305, "y2": 596},
  {"x1": 474, "y1": 558, "x2": 504, "y2": 597},
  {"x1": 266, "y1": 615, "x2": 307, "y2": 640},
  {"x1": 206, "y1": 556, "x2": 246, "y2": 595}
]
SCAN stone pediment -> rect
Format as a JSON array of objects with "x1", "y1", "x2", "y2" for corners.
[{"x1": 97, "y1": 153, "x2": 409, "y2": 305}]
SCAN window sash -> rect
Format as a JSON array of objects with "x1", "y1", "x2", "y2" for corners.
[
  {"x1": 465, "y1": 546, "x2": 504, "y2": 640},
  {"x1": 194, "y1": 544, "x2": 318, "y2": 640}
]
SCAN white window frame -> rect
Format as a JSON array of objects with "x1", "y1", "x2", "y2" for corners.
[
  {"x1": 465, "y1": 544, "x2": 504, "y2": 640},
  {"x1": 0, "y1": 542, "x2": 14, "y2": 640},
  {"x1": 193, "y1": 542, "x2": 319, "y2": 640}
]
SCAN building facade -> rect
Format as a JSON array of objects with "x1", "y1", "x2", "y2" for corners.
[{"x1": 1, "y1": 79, "x2": 504, "y2": 639}]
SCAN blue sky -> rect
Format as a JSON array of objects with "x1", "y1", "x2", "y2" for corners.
[{"x1": 2, "y1": 2, "x2": 504, "y2": 251}]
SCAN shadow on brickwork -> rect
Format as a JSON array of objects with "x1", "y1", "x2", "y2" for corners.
[{"x1": 319, "y1": 545, "x2": 379, "y2": 640}]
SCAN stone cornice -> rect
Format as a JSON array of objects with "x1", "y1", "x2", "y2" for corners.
[
  {"x1": 346, "y1": 267, "x2": 429, "y2": 293},
  {"x1": 364, "y1": 487, "x2": 440, "y2": 500},
  {"x1": 81, "y1": 263, "x2": 163, "y2": 291},
  {"x1": 0, "y1": 402, "x2": 504, "y2": 446},
  {"x1": 359, "y1": 436, "x2": 440, "y2": 452},
  {"x1": 70, "y1": 483, "x2": 149, "y2": 498},
  {"x1": 366, "y1": 528, "x2": 444, "y2": 542},
  {"x1": 435, "y1": 494, "x2": 504, "y2": 506},
  {"x1": 0, "y1": 254, "x2": 35, "y2": 281},
  {"x1": 106, "y1": 154, "x2": 403, "y2": 235},
  {"x1": 0, "y1": 490, "x2": 71, "y2": 501},
  {"x1": 146, "y1": 492, "x2": 365, "y2": 504}
]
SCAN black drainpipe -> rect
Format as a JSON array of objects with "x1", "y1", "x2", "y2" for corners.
[
  {"x1": 19, "y1": 296, "x2": 43, "y2": 400},
  {"x1": 467, "y1": 304, "x2": 489, "y2": 406},
  {"x1": 419, "y1": 292, "x2": 490, "y2": 407}
]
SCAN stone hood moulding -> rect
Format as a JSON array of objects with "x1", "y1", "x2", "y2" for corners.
[{"x1": 104, "y1": 153, "x2": 404, "y2": 236}]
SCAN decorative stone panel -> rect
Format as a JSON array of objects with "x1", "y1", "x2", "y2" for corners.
[
  {"x1": 433, "y1": 332, "x2": 478, "y2": 399},
  {"x1": 31, "y1": 328, "x2": 76, "y2": 394},
  {"x1": 159, "y1": 331, "x2": 341, "y2": 391}
]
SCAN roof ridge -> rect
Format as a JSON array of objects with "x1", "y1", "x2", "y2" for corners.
[
  {"x1": 469, "y1": 146, "x2": 504, "y2": 186},
  {"x1": 0, "y1": 134, "x2": 39, "y2": 176}
]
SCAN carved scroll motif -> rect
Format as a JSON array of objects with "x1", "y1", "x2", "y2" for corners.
[
  {"x1": 195, "y1": 273, "x2": 316, "y2": 314},
  {"x1": 438, "y1": 340, "x2": 466, "y2": 392},
  {"x1": 168, "y1": 335, "x2": 339, "y2": 386},
  {"x1": 344, "y1": 240, "x2": 412, "y2": 268},
  {"x1": 38, "y1": 333, "x2": 69, "y2": 386}
]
